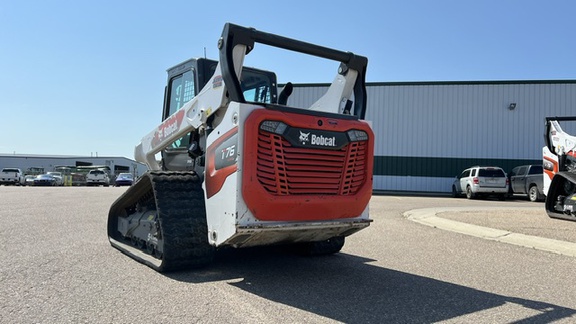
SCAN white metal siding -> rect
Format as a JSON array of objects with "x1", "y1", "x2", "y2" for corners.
[
  {"x1": 370, "y1": 82, "x2": 576, "y2": 159},
  {"x1": 288, "y1": 81, "x2": 576, "y2": 192}
]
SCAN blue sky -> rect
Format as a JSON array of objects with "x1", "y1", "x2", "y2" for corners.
[{"x1": 1, "y1": 1, "x2": 575, "y2": 158}]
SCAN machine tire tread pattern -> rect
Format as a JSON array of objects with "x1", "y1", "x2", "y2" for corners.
[
  {"x1": 108, "y1": 171, "x2": 214, "y2": 272},
  {"x1": 151, "y1": 171, "x2": 215, "y2": 272}
]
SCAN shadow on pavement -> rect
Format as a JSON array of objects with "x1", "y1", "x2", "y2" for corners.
[{"x1": 167, "y1": 247, "x2": 575, "y2": 323}]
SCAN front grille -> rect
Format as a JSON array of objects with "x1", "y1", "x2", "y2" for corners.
[{"x1": 256, "y1": 130, "x2": 368, "y2": 195}]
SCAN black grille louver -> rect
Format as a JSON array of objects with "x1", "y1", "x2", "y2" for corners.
[{"x1": 256, "y1": 130, "x2": 368, "y2": 195}]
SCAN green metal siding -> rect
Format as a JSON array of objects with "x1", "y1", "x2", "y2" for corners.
[{"x1": 374, "y1": 156, "x2": 541, "y2": 177}]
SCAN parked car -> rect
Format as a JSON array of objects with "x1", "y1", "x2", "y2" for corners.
[
  {"x1": 23, "y1": 175, "x2": 37, "y2": 186},
  {"x1": 452, "y1": 166, "x2": 509, "y2": 200},
  {"x1": 0, "y1": 168, "x2": 23, "y2": 185},
  {"x1": 508, "y1": 164, "x2": 544, "y2": 202},
  {"x1": 33, "y1": 174, "x2": 58, "y2": 186},
  {"x1": 46, "y1": 171, "x2": 64, "y2": 186},
  {"x1": 114, "y1": 173, "x2": 134, "y2": 186},
  {"x1": 86, "y1": 169, "x2": 110, "y2": 186}
]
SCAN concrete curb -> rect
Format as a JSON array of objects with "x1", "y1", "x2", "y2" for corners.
[{"x1": 404, "y1": 207, "x2": 576, "y2": 258}]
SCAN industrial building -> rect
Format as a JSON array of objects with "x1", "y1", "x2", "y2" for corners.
[
  {"x1": 288, "y1": 80, "x2": 576, "y2": 193},
  {"x1": 0, "y1": 154, "x2": 148, "y2": 182}
]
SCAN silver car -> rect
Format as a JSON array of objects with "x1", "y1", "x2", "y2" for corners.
[{"x1": 452, "y1": 166, "x2": 509, "y2": 200}]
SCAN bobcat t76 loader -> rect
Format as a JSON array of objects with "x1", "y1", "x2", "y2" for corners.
[
  {"x1": 107, "y1": 23, "x2": 374, "y2": 272},
  {"x1": 543, "y1": 116, "x2": 576, "y2": 221}
]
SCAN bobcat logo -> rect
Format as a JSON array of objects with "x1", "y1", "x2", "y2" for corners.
[{"x1": 299, "y1": 131, "x2": 310, "y2": 144}]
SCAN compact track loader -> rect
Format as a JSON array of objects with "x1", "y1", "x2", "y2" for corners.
[
  {"x1": 543, "y1": 116, "x2": 576, "y2": 221},
  {"x1": 107, "y1": 23, "x2": 374, "y2": 272}
]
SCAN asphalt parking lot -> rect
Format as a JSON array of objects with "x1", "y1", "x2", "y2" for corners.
[{"x1": 2, "y1": 187, "x2": 576, "y2": 323}]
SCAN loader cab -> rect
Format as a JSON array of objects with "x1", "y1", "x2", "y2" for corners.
[{"x1": 161, "y1": 58, "x2": 278, "y2": 170}]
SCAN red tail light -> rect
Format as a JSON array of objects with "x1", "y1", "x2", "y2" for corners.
[{"x1": 473, "y1": 177, "x2": 479, "y2": 184}]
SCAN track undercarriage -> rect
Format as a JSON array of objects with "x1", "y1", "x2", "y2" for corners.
[
  {"x1": 107, "y1": 171, "x2": 214, "y2": 272},
  {"x1": 545, "y1": 171, "x2": 576, "y2": 221}
]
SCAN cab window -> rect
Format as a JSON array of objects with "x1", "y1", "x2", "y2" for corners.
[
  {"x1": 203, "y1": 64, "x2": 273, "y2": 104},
  {"x1": 167, "y1": 70, "x2": 195, "y2": 148},
  {"x1": 240, "y1": 69, "x2": 274, "y2": 103},
  {"x1": 168, "y1": 70, "x2": 195, "y2": 116}
]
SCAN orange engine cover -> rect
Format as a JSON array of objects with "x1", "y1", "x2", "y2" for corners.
[{"x1": 242, "y1": 108, "x2": 374, "y2": 221}]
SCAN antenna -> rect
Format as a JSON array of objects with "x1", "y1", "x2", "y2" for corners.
[{"x1": 204, "y1": 47, "x2": 207, "y2": 59}]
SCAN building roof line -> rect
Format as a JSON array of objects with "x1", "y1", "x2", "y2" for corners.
[
  {"x1": 286, "y1": 79, "x2": 576, "y2": 88},
  {"x1": 0, "y1": 154, "x2": 133, "y2": 160}
]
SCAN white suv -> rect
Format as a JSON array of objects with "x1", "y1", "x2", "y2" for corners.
[
  {"x1": 452, "y1": 166, "x2": 509, "y2": 200},
  {"x1": 86, "y1": 169, "x2": 110, "y2": 187}
]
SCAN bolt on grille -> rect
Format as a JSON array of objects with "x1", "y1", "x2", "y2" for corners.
[{"x1": 256, "y1": 130, "x2": 368, "y2": 195}]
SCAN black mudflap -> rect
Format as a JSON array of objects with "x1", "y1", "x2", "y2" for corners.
[{"x1": 108, "y1": 171, "x2": 215, "y2": 272}]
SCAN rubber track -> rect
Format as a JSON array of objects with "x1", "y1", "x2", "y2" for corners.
[
  {"x1": 545, "y1": 171, "x2": 576, "y2": 222},
  {"x1": 109, "y1": 171, "x2": 214, "y2": 272},
  {"x1": 153, "y1": 171, "x2": 215, "y2": 271}
]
